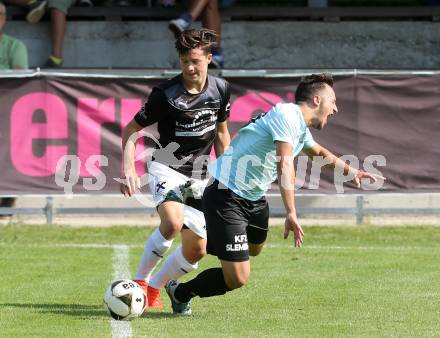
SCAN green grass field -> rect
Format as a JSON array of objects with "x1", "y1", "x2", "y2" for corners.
[{"x1": 1, "y1": 224, "x2": 440, "y2": 338}]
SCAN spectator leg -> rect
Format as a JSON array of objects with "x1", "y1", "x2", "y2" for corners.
[
  {"x1": 50, "y1": 7, "x2": 66, "y2": 59},
  {"x1": 189, "y1": 0, "x2": 209, "y2": 21},
  {"x1": 201, "y1": 0, "x2": 221, "y2": 48}
]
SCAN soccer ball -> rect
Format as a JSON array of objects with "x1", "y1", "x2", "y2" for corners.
[{"x1": 103, "y1": 279, "x2": 146, "y2": 320}]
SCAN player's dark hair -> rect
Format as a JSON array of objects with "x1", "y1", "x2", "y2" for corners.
[
  {"x1": 295, "y1": 73, "x2": 334, "y2": 104},
  {"x1": 175, "y1": 29, "x2": 217, "y2": 55}
]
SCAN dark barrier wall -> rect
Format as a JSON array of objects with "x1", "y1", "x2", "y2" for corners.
[{"x1": 1, "y1": 72, "x2": 439, "y2": 194}]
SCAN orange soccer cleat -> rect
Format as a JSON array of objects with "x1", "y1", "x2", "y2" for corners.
[
  {"x1": 133, "y1": 279, "x2": 149, "y2": 311},
  {"x1": 147, "y1": 285, "x2": 163, "y2": 309},
  {"x1": 133, "y1": 280, "x2": 163, "y2": 310}
]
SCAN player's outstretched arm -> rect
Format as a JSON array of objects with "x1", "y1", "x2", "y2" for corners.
[
  {"x1": 120, "y1": 119, "x2": 143, "y2": 196},
  {"x1": 303, "y1": 143, "x2": 386, "y2": 189},
  {"x1": 276, "y1": 141, "x2": 304, "y2": 248}
]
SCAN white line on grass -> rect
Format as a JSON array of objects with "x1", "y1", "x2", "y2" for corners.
[
  {"x1": 112, "y1": 245, "x2": 131, "y2": 280},
  {"x1": 111, "y1": 245, "x2": 133, "y2": 338}
]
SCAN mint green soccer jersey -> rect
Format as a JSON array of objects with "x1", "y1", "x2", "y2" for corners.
[{"x1": 209, "y1": 103, "x2": 316, "y2": 201}]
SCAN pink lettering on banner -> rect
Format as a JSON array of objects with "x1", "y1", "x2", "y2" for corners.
[
  {"x1": 121, "y1": 98, "x2": 145, "y2": 176},
  {"x1": 10, "y1": 92, "x2": 68, "y2": 177},
  {"x1": 230, "y1": 92, "x2": 284, "y2": 122},
  {"x1": 77, "y1": 98, "x2": 116, "y2": 176}
]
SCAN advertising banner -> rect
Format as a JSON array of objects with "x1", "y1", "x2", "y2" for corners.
[{"x1": 1, "y1": 73, "x2": 439, "y2": 194}]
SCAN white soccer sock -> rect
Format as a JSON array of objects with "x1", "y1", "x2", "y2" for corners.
[
  {"x1": 134, "y1": 228, "x2": 173, "y2": 282},
  {"x1": 149, "y1": 245, "x2": 198, "y2": 289}
]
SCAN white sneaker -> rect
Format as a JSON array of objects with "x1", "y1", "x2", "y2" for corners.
[
  {"x1": 168, "y1": 18, "x2": 191, "y2": 38},
  {"x1": 26, "y1": 0, "x2": 47, "y2": 24}
]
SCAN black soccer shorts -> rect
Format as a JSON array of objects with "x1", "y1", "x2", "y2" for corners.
[{"x1": 203, "y1": 179, "x2": 269, "y2": 262}]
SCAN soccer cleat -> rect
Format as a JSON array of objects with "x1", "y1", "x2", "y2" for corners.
[
  {"x1": 147, "y1": 285, "x2": 163, "y2": 309},
  {"x1": 168, "y1": 17, "x2": 191, "y2": 38},
  {"x1": 133, "y1": 280, "x2": 163, "y2": 309},
  {"x1": 43, "y1": 57, "x2": 63, "y2": 68},
  {"x1": 26, "y1": 0, "x2": 47, "y2": 24},
  {"x1": 133, "y1": 279, "x2": 149, "y2": 311},
  {"x1": 165, "y1": 280, "x2": 192, "y2": 316}
]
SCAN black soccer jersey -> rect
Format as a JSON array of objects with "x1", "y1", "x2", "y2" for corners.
[{"x1": 134, "y1": 74, "x2": 231, "y2": 178}]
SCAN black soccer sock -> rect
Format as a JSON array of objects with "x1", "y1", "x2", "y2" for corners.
[{"x1": 174, "y1": 268, "x2": 231, "y2": 303}]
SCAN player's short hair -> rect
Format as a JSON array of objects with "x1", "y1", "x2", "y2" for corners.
[
  {"x1": 295, "y1": 73, "x2": 334, "y2": 104},
  {"x1": 175, "y1": 29, "x2": 217, "y2": 56}
]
